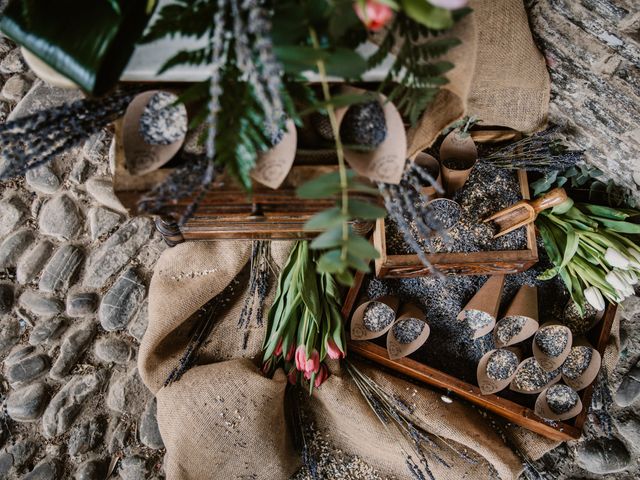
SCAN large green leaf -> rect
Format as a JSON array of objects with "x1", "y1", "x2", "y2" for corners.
[
  {"x1": 310, "y1": 226, "x2": 344, "y2": 249},
  {"x1": 304, "y1": 207, "x2": 347, "y2": 231},
  {"x1": 401, "y1": 0, "x2": 454, "y2": 30},
  {"x1": 347, "y1": 199, "x2": 386, "y2": 220},
  {"x1": 346, "y1": 234, "x2": 380, "y2": 259},
  {"x1": 592, "y1": 217, "x2": 640, "y2": 234},
  {"x1": 324, "y1": 48, "x2": 368, "y2": 78},
  {"x1": 297, "y1": 171, "x2": 354, "y2": 199},
  {"x1": 578, "y1": 203, "x2": 630, "y2": 221},
  {"x1": 560, "y1": 226, "x2": 579, "y2": 268}
]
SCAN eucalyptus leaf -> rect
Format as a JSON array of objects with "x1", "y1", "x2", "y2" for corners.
[
  {"x1": 317, "y1": 249, "x2": 344, "y2": 274},
  {"x1": 297, "y1": 171, "x2": 354, "y2": 199},
  {"x1": 346, "y1": 234, "x2": 380, "y2": 259},
  {"x1": 347, "y1": 199, "x2": 387, "y2": 220},
  {"x1": 324, "y1": 48, "x2": 369, "y2": 78},
  {"x1": 401, "y1": 0, "x2": 454, "y2": 30},
  {"x1": 310, "y1": 225, "x2": 344, "y2": 249},
  {"x1": 304, "y1": 207, "x2": 347, "y2": 230}
]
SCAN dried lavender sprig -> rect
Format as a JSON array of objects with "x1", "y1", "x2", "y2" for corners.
[
  {"x1": 238, "y1": 240, "x2": 272, "y2": 335},
  {"x1": 286, "y1": 385, "x2": 320, "y2": 480}
]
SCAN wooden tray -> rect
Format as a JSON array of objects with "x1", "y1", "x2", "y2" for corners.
[
  {"x1": 342, "y1": 271, "x2": 617, "y2": 441},
  {"x1": 373, "y1": 168, "x2": 539, "y2": 278}
]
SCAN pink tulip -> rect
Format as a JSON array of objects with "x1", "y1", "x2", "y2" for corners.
[
  {"x1": 326, "y1": 338, "x2": 345, "y2": 360},
  {"x1": 305, "y1": 349, "x2": 320, "y2": 374},
  {"x1": 288, "y1": 368, "x2": 297, "y2": 385},
  {"x1": 274, "y1": 337, "x2": 283, "y2": 357},
  {"x1": 294, "y1": 345, "x2": 307, "y2": 371},
  {"x1": 315, "y1": 364, "x2": 330, "y2": 388},
  {"x1": 261, "y1": 360, "x2": 271, "y2": 375},
  {"x1": 303, "y1": 369, "x2": 312, "y2": 380},
  {"x1": 354, "y1": 1, "x2": 394, "y2": 31},
  {"x1": 285, "y1": 343, "x2": 295, "y2": 362},
  {"x1": 428, "y1": 0, "x2": 468, "y2": 10}
]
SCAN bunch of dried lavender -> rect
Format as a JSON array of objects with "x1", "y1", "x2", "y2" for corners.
[
  {"x1": 378, "y1": 162, "x2": 447, "y2": 275},
  {"x1": 0, "y1": 87, "x2": 141, "y2": 179},
  {"x1": 286, "y1": 385, "x2": 320, "y2": 480},
  {"x1": 164, "y1": 276, "x2": 241, "y2": 386},
  {"x1": 344, "y1": 361, "x2": 474, "y2": 480},
  {"x1": 479, "y1": 126, "x2": 583, "y2": 173},
  {"x1": 238, "y1": 240, "x2": 273, "y2": 349},
  {"x1": 586, "y1": 367, "x2": 615, "y2": 438}
]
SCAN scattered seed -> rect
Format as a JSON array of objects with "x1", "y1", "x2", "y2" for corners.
[
  {"x1": 486, "y1": 349, "x2": 518, "y2": 381},
  {"x1": 512, "y1": 358, "x2": 559, "y2": 392},
  {"x1": 495, "y1": 316, "x2": 527, "y2": 345},
  {"x1": 363, "y1": 302, "x2": 395, "y2": 332},
  {"x1": 442, "y1": 157, "x2": 475, "y2": 170},
  {"x1": 561, "y1": 346, "x2": 593, "y2": 380},
  {"x1": 535, "y1": 326, "x2": 569, "y2": 357},
  {"x1": 545, "y1": 384, "x2": 579, "y2": 414},
  {"x1": 426, "y1": 199, "x2": 462, "y2": 230},
  {"x1": 392, "y1": 318, "x2": 425, "y2": 344},
  {"x1": 464, "y1": 309, "x2": 494, "y2": 330}
]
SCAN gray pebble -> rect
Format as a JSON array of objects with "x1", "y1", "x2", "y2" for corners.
[
  {"x1": 106, "y1": 367, "x2": 149, "y2": 415},
  {"x1": 23, "y1": 458, "x2": 59, "y2": 480},
  {"x1": 25, "y1": 164, "x2": 60, "y2": 194},
  {"x1": 38, "y1": 194, "x2": 83, "y2": 240},
  {"x1": 616, "y1": 415, "x2": 640, "y2": 445},
  {"x1": 139, "y1": 397, "x2": 164, "y2": 450},
  {"x1": 16, "y1": 239, "x2": 54, "y2": 284},
  {"x1": 49, "y1": 318, "x2": 97, "y2": 380},
  {"x1": 576, "y1": 438, "x2": 631, "y2": 474},
  {"x1": 95, "y1": 336, "x2": 132, "y2": 364},
  {"x1": 99, "y1": 268, "x2": 145, "y2": 331},
  {"x1": 68, "y1": 418, "x2": 105, "y2": 456},
  {"x1": 85, "y1": 176, "x2": 126, "y2": 213},
  {"x1": 0, "y1": 283, "x2": 13, "y2": 314},
  {"x1": 6, "y1": 382, "x2": 49, "y2": 421},
  {"x1": 66, "y1": 292, "x2": 98, "y2": 317},
  {"x1": 39, "y1": 244, "x2": 84, "y2": 293},
  {"x1": 1, "y1": 74, "x2": 29, "y2": 102},
  {"x1": 19, "y1": 291, "x2": 63, "y2": 317},
  {"x1": 4, "y1": 346, "x2": 50, "y2": 385},
  {"x1": 0, "y1": 196, "x2": 27, "y2": 237},
  {"x1": 127, "y1": 300, "x2": 148, "y2": 341},
  {"x1": 74, "y1": 458, "x2": 108, "y2": 480},
  {"x1": 0, "y1": 316, "x2": 20, "y2": 354},
  {"x1": 8, "y1": 440, "x2": 37, "y2": 469},
  {"x1": 118, "y1": 455, "x2": 148, "y2": 480},
  {"x1": 88, "y1": 206, "x2": 121, "y2": 240},
  {"x1": 107, "y1": 418, "x2": 130, "y2": 454},
  {"x1": 68, "y1": 158, "x2": 93, "y2": 185},
  {"x1": 0, "y1": 451, "x2": 12, "y2": 477},
  {"x1": 0, "y1": 229, "x2": 35, "y2": 267},
  {"x1": 29, "y1": 317, "x2": 67, "y2": 345},
  {"x1": 615, "y1": 363, "x2": 640, "y2": 407},
  {"x1": 0, "y1": 49, "x2": 26, "y2": 74}
]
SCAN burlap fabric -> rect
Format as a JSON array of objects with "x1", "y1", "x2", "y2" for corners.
[
  {"x1": 407, "y1": 0, "x2": 550, "y2": 157},
  {"x1": 139, "y1": 240, "x2": 622, "y2": 480}
]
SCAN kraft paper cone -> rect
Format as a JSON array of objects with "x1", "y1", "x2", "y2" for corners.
[
  {"x1": 350, "y1": 296, "x2": 400, "y2": 341},
  {"x1": 562, "y1": 299, "x2": 604, "y2": 336},
  {"x1": 335, "y1": 87, "x2": 406, "y2": 185},
  {"x1": 21, "y1": 47, "x2": 79, "y2": 89},
  {"x1": 413, "y1": 153, "x2": 442, "y2": 198},
  {"x1": 251, "y1": 119, "x2": 297, "y2": 189},
  {"x1": 457, "y1": 275, "x2": 505, "y2": 340},
  {"x1": 477, "y1": 348, "x2": 520, "y2": 395},
  {"x1": 494, "y1": 285, "x2": 539, "y2": 348},
  {"x1": 561, "y1": 339, "x2": 601, "y2": 391},
  {"x1": 510, "y1": 357, "x2": 562, "y2": 394},
  {"x1": 532, "y1": 323, "x2": 573, "y2": 372},
  {"x1": 122, "y1": 90, "x2": 186, "y2": 176},
  {"x1": 387, "y1": 303, "x2": 430, "y2": 360},
  {"x1": 439, "y1": 130, "x2": 478, "y2": 196},
  {"x1": 535, "y1": 385, "x2": 583, "y2": 421}
]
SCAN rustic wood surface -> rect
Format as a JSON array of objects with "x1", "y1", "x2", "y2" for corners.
[{"x1": 526, "y1": 0, "x2": 640, "y2": 197}]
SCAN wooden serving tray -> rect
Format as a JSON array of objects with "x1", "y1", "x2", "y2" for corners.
[{"x1": 342, "y1": 271, "x2": 617, "y2": 441}]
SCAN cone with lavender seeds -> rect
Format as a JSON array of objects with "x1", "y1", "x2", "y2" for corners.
[
  {"x1": 477, "y1": 348, "x2": 520, "y2": 395},
  {"x1": 560, "y1": 339, "x2": 601, "y2": 391},
  {"x1": 350, "y1": 295, "x2": 400, "y2": 341},
  {"x1": 532, "y1": 323, "x2": 573, "y2": 372},
  {"x1": 440, "y1": 129, "x2": 478, "y2": 196},
  {"x1": 251, "y1": 118, "x2": 297, "y2": 189},
  {"x1": 413, "y1": 152, "x2": 442, "y2": 198},
  {"x1": 386, "y1": 303, "x2": 430, "y2": 360},
  {"x1": 457, "y1": 275, "x2": 505, "y2": 339},
  {"x1": 535, "y1": 384, "x2": 582, "y2": 421},
  {"x1": 494, "y1": 285, "x2": 539, "y2": 348},
  {"x1": 510, "y1": 357, "x2": 562, "y2": 394}
]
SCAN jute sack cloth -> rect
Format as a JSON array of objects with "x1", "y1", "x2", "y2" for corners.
[
  {"x1": 407, "y1": 0, "x2": 551, "y2": 157},
  {"x1": 138, "y1": 240, "x2": 621, "y2": 480}
]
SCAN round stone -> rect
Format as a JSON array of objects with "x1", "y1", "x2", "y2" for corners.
[
  {"x1": 6, "y1": 382, "x2": 49, "y2": 422},
  {"x1": 95, "y1": 336, "x2": 132, "y2": 364},
  {"x1": 576, "y1": 438, "x2": 631, "y2": 474}
]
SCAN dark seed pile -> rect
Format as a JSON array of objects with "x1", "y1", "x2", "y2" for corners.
[
  {"x1": 392, "y1": 318, "x2": 425, "y2": 344},
  {"x1": 139, "y1": 92, "x2": 187, "y2": 145},
  {"x1": 464, "y1": 309, "x2": 494, "y2": 329},
  {"x1": 311, "y1": 112, "x2": 334, "y2": 141},
  {"x1": 546, "y1": 384, "x2": 579, "y2": 414},
  {"x1": 495, "y1": 316, "x2": 527, "y2": 345},
  {"x1": 512, "y1": 358, "x2": 559, "y2": 392},
  {"x1": 535, "y1": 326, "x2": 569, "y2": 357},
  {"x1": 442, "y1": 157, "x2": 475, "y2": 170},
  {"x1": 363, "y1": 302, "x2": 395, "y2": 332},
  {"x1": 561, "y1": 346, "x2": 593, "y2": 380},
  {"x1": 562, "y1": 300, "x2": 600, "y2": 336},
  {"x1": 486, "y1": 349, "x2": 519, "y2": 380},
  {"x1": 386, "y1": 164, "x2": 527, "y2": 254},
  {"x1": 427, "y1": 199, "x2": 461, "y2": 230},
  {"x1": 340, "y1": 101, "x2": 387, "y2": 151}
]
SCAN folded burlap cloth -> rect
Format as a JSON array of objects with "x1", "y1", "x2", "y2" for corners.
[
  {"x1": 138, "y1": 241, "x2": 620, "y2": 480},
  {"x1": 407, "y1": 0, "x2": 550, "y2": 157}
]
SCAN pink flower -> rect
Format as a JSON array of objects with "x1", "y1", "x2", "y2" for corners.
[
  {"x1": 294, "y1": 345, "x2": 307, "y2": 371},
  {"x1": 428, "y1": 0, "x2": 468, "y2": 10},
  {"x1": 261, "y1": 360, "x2": 271, "y2": 375},
  {"x1": 274, "y1": 337, "x2": 283, "y2": 357},
  {"x1": 314, "y1": 364, "x2": 330, "y2": 388},
  {"x1": 354, "y1": 1, "x2": 393, "y2": 31},
  {"x1": 326, "y1": 338, "x2": 345, "y2": 360},
  {"x1": 288, "y1": 368, "x2": 297, "y2": 385},
  {"x1": 303, "y1": 369, "x2": 312, "y2": 380},
  {"x1": 305, "y1": 349, "x2": 320, "y2": 374},
  {"x1": 285, "y1": 343, "x2": 295, "y2": 362}
]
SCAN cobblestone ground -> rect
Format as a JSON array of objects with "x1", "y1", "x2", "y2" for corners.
[{"x1": 0, "y1": 27, "x2": 640, "y2": 480}]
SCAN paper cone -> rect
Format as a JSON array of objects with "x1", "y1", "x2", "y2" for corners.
[
  {"x1": 477, "y1": 348, "x2": 520, "y2": 395},
  {"x1": 251, "y1": 119, "x2": 297, "y2": 189},
  {"x1": 457, "y1": 275, "x2": 505, "y2": 339},
  {"x1": 533, "y1": 322, "x2": 573, "y2": 372},
  {"x1": 350, "y1": 296, "x2": 400, "y2": 341},
  {"x1": 561, "y1": 339, "x2": 601, "y2": 391},
  {"x1": 122, "y1": 90, "x2": 186, "y2": 176},
  {"x1": 535, "y1": 385, "x2": 583, "y2": 421},
  {"x1": 510, "y1": 357, "x2": 562, "y2": 394},
  {"x1": 562, "y1": 299, "x2": 604, "y2": 336},
  {"x1": 413, "y1": 153, "x2": 442, "y2": 198},
  {"x1": 494, "y1": 285, "x2": 539, "y2": 348},
  {"x1": 387, "y1": 303, "x2": 430, "y2": 360},
  {"x1": 22, "y1": 47, "x2": 79, "y2": 89},
  {"x1": 440, "y1": 130, "x2": 478, "y2": 196},
  {"x1": 335, "y1": 87, "x2": 406, "y2": 185}
]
